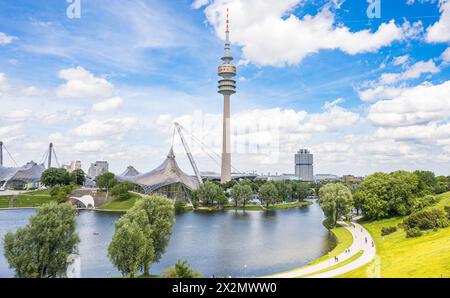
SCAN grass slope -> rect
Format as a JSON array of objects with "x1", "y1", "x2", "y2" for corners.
[
  {"x1": 308, "y1": 226, "x2": 353, "y2": 266},
  {"x1": 0, "y1": 190, "x2": 53, "y2": 208},
  {"x1": 339, "y1": 191, "x2": 450, "y2": 278},
  {"x1": 97, "y1": 192, "x2": 141, "y2": 211}
]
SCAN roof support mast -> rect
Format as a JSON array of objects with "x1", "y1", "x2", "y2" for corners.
[{"x1": 174, "y1": 122, "x2": 203, "y2": 186}]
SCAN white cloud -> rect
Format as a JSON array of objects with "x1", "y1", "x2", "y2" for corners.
[
  {"x1": 72, "y1": 117, "x2": 139, "y2": 137},
  {"x1": 0, "y1": 124, "x2": 24, "y2": 139},
  {"x1": 374, "y1": 122, "x2": 450, "y2": 141},
  {"x1": 74, "y1": 140, "x2": 107, "y2": 152},
  {"x1": 56, "y1": 66, "x2": 114, "y2": 98},
  {"x1": 358, "y1": 85, "x2": 406, "y2": 102},
  {"x1": 0, "y1": 32, "x2": 17, "y2": 45},
  {"x1": 0, "y1": 73, "x2": 10, "y2": 94},
  {"x1": 379, "y1": 60, "x2": 440, "y2": 84},
  {"x1": 2, "y1": 109, "x2": 33, "y2": 122},
  {"x1": 426, "y1": 0, "x2": 450, "y2": 42},
  {"x1": 393, "y1": 54, "x2": 410, "y2": 66},
  {"x1": 367, "y1": 80, "x2": 450, "y2": 126},
  {"x1": 198, "y1": 1, "x2": 408, "y2": 66},
  {"x1": 442, "y1": 47, "x2": 450, "y2": 62},
  {"x1": 92, "y1": 97, "x2": 124, "y2": 112},
  {"x1": 192, "y1": 0, "x2": 210, "y2": 9}
]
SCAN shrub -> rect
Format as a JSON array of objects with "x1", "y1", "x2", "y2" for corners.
[
  {"x1": 444, "y1": 206, "x2": 450, "y2": 219},
  {"x1": 110, "y1": 182, "x2": 134, "y2": 200},
  {"x1": 381, "y1": 226, "x2": 397, "y2": 236},
  {"x1": 406, "y1": 227, "x2": 423, "y2": 238},
  {"x1": 49, "y1": 186, "x2": 61, "y2": 198},
  {"x1": 174, "y1": 200, "x2": 186, "y2": 213},
  {"x1": 403, "y1": 209, "x2": 449, "y2": 231},
  {"x1": 414, "y1": 195, "x2": 439, "y2": 211}
]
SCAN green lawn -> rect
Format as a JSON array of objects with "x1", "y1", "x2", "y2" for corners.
[
  {"x1": 302, "y1": 250, "x2": 364, "y2": 277},
  {"x1": 0, "y1": 190, "x2": 53, "y2": 208},
  {"x1": 223, "y1": 205, "x2": 265, "y2": 211},
  {"x1": 266, "y1": 201, "x2": 313, "y2": 210},
  {"x1": 97, "y1": 193, "x2": 142, "y2": 211},
  {"x1": 339, "y1": 191, "x2": 450, "y2": 278},
  {"x1": 308, "y1": 225, "x2": 353, "y2": 266}
]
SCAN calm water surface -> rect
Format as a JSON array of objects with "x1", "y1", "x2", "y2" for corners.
[{"x1": 0, "y1": 201, "x2": 335, "y2": 277}]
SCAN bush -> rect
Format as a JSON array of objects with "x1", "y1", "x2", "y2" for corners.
[
  {"x1": 49, "y1": 186, "x2": 61, "y2": 198},
  {"x1": 56, "y1": 189, "x2": 69, "y2": 204},
  {"x1": 414, "y1": 195, "x2": 439, "y2": 211},
  {"x1": 403, "y1": 209, "x2": 449, "y2": 231},
  {"x1": 110, "y1": 182, "x2": 134, "y2": 200},
  {"x1": 406, "y1": 227, "x2": 423, "y2": 238},
  {"x1": 174, "y1": 200, "x2": 186, "y2": 213},
  {"x1": 444, "y1": 206, "x2": 450, "y2": 219},
  {"x1": 163, "y1": 260, "x2": 202, "y2": 278},
  {"x1": 381, "y1": 226, "x2": 397, "y2": 236}
]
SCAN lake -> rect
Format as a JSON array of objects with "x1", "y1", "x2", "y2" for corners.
[{"x1": 0, "y1": 201, "x2": 335, "y2": 277}]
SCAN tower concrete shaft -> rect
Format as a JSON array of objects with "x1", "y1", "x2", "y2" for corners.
[
  {"x1": 218, "y1": 9, "x2": 236, "y2": 183},
  {"x1": 48, "y1": 142, "x2": 53, "y2": 169}
]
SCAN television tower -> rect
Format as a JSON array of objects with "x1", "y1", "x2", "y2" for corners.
[{"x1": 218, "y1": 8, "x2": 236, "y2": 183}]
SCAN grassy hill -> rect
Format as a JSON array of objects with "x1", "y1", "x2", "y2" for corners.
[
  {"x1": 0, "y1": 190, "x2": 53, "y2": 208},
  {"x1": 97, "y1": 192, "x2": 142, "y2": 212},
  {"x1": 339, "y1": 191, "x2": 450, "y2": 278}
]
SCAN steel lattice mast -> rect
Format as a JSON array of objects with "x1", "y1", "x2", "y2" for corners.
[{"x1": 218, "y1": 8, "x2": 236, "y2": 183}]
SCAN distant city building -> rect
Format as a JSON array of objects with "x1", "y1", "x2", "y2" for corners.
[
  {"x1": 314, "y1": 174, "x2": 338, "y2": 182},
  {"x1": 341, "y1": 175, "x2": 364, "y2": 183},
  {"x1": 295, "y1": 149, "x2": 314, "y2": 182},
  {"x1": 88, "y1": 161, "x2": 109, "y2": 178},
  {"x1": 63, "y1": 160, "x2": 82, "y2": 173},
  {"x1": 266, "y1": 174, "x2": 298, "y2": 181}
]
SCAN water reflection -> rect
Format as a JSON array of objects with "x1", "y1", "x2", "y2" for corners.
[{"x1": 0, "y1": 201, "x2": 335, "y2": 277}]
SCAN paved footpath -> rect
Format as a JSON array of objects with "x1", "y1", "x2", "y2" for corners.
[{"x1": 267, "y1": 221, "x2": 376, "y2": 278}]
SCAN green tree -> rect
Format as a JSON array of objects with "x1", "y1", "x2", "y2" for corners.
[
  {"x1": 3, "y1": 202, "x2": 79, "y2": 278},
  {"x1": 195, "y1": 181, "x2": 224, "y2": 206},
  {"x1": 70, "y1": 169, "x2": 86, "y2": 186},
  {"x1": 434, "y1": 176, "x2": 449, "y2": 194},
  {"x1": 40, "y1": 168, "x2": 71, "y2": 187},
  {"x1": 174, "y1": 199, "x2": 187, "y2": 213},
  {"x1": 230, "y1": 183, "x2": 253, "y2": 208},
  {"x1": 108, "y1": 219, "x2": 147, "y2": 278},
  {"x1": 119, "y1": 195, "x2": 175, "y2": 276},
  {"x1": 319, "y1": 183, "x2": 353, "y2": 228},
  {"x1": 163, "y1": 259, "x2": 202, "y2": 278},
  {"x1": 274, "y1": 180, "x2": 292, "y2": 202},
  {"x1": 96, "y1": 172, "x2": 117, "y2": 199},
  {"x1": 389, "y1": 171, "x2": 420, "y2": 216},
  {"x1": 292, "y1": 181, "x2": 310, "y2": 201},
  {"x1": 414, "y1": 170, "x2": 436, "y2": 195},
  {"x1": 111, "y1": 181, "x2": 135, "y2": 200},
  {"x1": 259, "y1": 182, "x2": 278, "y2": 207}
]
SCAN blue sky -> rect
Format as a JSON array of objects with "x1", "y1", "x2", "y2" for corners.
[{"x1": 0, "y1": 0, "x2": 450, "y2": 176}]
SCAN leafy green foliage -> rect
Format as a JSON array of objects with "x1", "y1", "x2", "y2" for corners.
[
  {"x1": 41, "y1": 168, "x2": 71, "y2": 187},
  {"x1": 291, "y1": 181, "x2": 310, "y2": 201},
  {"x1": 406, "y1": 227, "x2": 423, "y2": 238},
  {"x1": 70, "y1": 169, "x2": 86, "y2": 186},
  {"x1": 381, "y1": 226, "x2": 397, "y2": 236},
  {"x1": 111, "y1": 182, "x2": 135, "y2": 200},
  {"x1": 108, "y1": 195, "x2": 175, "y2": 277},
  {"x1": 3, "y1": 202, "x2": 79, "y2": 277},
  {"x1": 192, "y1": 181, "x2": 225, "y2": 206},
  {"x1": 319, "y1": 183, "x2": 353, "y2": 228},
  {"x1": 259, "y1": 182, "x2": 278, "y2": 207},
  {"x1": 354, "y1": 171, "x2": 430, "y2": 220},
  {"x1": 163, "y1": 259, "x2": 202, "y2": 278},
  {"x1": 174, "y1": 199, "x2": 186, "y2": 213},
  {"x1": 95, "y1": 172, "x2": 117, "y2": 191},
  {"x1": 108, "y1": 220, "x2": 147, "y2": 278},
  {"x1": 230, "y1": 183, "x2": 253, "y2": 207},
  {"x1": 403, "y1": 209, "x2": 449, "y2": 232}
]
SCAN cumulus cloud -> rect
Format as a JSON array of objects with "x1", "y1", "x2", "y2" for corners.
[
  {"x1": 2, "y1": 109, "x2": 34, "y2": 122},
  {"x1": 74, "y1": 140, "x2": 107, "y2": 152},
  {"x1": 72, "y1": 117, "x2": 139, "y2": 137},
  {"x1": 393, "y1": 54, "x2": 410, "y2": 66},
  {"x1": 198, "y1": 0, "x2": 409, "y2": 66},
  {"x1": 0, "y1": 32, "x2": 17, "y2": 45},
  {"x1": 56, "y1": 66, "x2": 114, "y2": 98},
  {"x1": 367, "y1": 80, "x2": 450, "y2": 126},
  {"x1": 379, "y1": 60, "x2": 440, "y2": 84},
  {"x1": 442, "y1": 47, "x2": 450, "y2": 62},
  {"x1": 426, "y1": 0, "x2": 450, "y2": 42},
  {"x1": 358, "y1": 85, "x2": 406, "y2": 102},
  {"x1": 92, "y1": 97, "x2": 124, "y2": 112},
  {"x1": 0, "y1": 73, "x2": 10, "y2": 94}
]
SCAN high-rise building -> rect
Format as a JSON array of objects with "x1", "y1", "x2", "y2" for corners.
[
  {"x1": 295, "y1": 149, "x2": 314, "y2": 181},
  {"x1": 63, "y1": 160, "x2": 82, "y2": 173},
  {"x1": 218, "y1": 9, "x2": 236, "y2": 183},
  {"x1": 88, "y1": 161, "x2": 109, "y2": 178}
]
